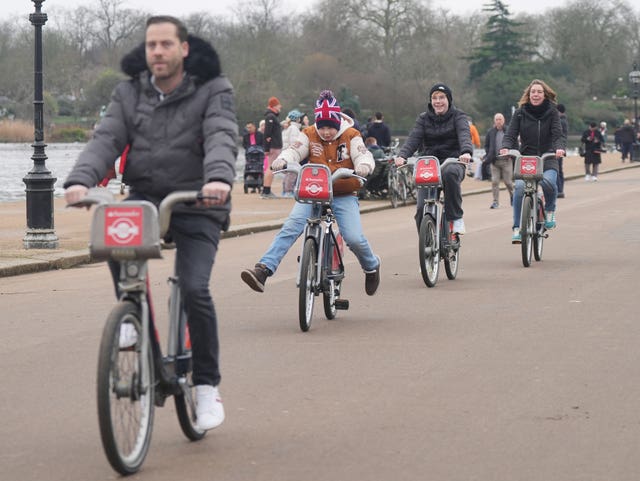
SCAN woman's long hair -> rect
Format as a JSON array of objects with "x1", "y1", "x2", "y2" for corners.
[{"x1": 518, "y1": 79, "x2": 558, "y2": 107}]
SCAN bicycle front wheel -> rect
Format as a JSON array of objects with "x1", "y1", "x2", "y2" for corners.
[
  {"x1": 299, "y1": 238, "x2": 317, "y2": 332},
  {"x1": 97, "y1": 300, "x2": 154, "y2": 475},
  {"x1": 419, "y1": 214, "x2": 440, "y2": 287},
  {"x1": 520, "y1": 196, "x2": 534, "y2": 267}
]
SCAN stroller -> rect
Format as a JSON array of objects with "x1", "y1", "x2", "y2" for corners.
[{"x1": 243, "y1": 145, "x2": 265, "y2": 193}]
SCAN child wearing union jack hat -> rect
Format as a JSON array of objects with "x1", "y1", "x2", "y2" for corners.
[
  {"x1": 240, "y1": 89, "x2": 381, "y2": 297},
  {"x1": 314, "y1": 90, "x2": 342, "y2": 130}
]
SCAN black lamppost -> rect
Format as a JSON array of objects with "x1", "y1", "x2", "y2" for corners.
[
  {"x1": 23, "y1": 0, "x2": 58, "y2": 249},
  {"x1": 629, "y1": 63, "x2": 640, "y2": 161}
]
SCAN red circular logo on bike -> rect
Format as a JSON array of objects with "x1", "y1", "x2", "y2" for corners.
[{"x1": 304, "y1": 182, "x2": 324, "y2": 196}]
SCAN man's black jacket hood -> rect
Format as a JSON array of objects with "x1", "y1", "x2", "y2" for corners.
[{"x1": 120, "y1": 35, "x2": 221, "y2": 83}]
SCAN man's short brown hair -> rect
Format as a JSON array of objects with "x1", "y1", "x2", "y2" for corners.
[{"x1": 146, "y1": 15, "x2": 188, "y2": 42}]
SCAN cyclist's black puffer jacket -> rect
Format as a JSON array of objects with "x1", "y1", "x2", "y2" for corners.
[
  {"x1": 64, "y1": 35, "x2": 238, "y2": 229},
  {"x1": 502, "y1": 100, "x2": 564, "y2": 172},
  {"x1": 398, "y1": 105, "x2": 473, "y2": 162}
]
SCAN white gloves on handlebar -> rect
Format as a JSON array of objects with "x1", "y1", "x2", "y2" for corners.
[
  {"x1": 271, "y1": 158, "x2": 286, "y2": 171},
  {"x1": 355, "y1": 163, "x2": 372, "y2": 177}
]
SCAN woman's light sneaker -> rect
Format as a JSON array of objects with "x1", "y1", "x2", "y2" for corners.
[
  {"x1": 544, "y1": 211, "x2": 556, "y2": 229},
  {"x1": 512, "y1": 228, "x2": 521, "y2": 244}
]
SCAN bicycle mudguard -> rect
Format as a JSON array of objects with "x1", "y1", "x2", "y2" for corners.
[
  {"x1": 514, "y1": 156, "x2": 543, "y2": 180},
  {"x1": 89, "y1": 201, "x2": 162, "y2": 261},
  {"x1": 294, "y1": 164, "x2": 333, "y2": 204},
  {"x1": 414, "y1": 156, "x2": 442, "y2": 188}
]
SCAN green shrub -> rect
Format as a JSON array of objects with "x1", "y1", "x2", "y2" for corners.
[{"x1": 49, "y1": 126, "x2": 90, "y2": 142}]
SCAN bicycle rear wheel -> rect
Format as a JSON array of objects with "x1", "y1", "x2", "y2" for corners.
[
  {"x1": 97, "y1": 300, "x2": 154, "y2": 475},
  {"x1": 174, "y1": 317, "x2": 206, "y2": 440},
  {"x1": 299, "y1": 238, "x2": 317, "y2": 332},
  {"x1": 520, "y1": 196, "x2": 534, "y2": 267},
  {"x1": 419, "y1": 214, "x2": 439, "y2": 287},
  {"x1": 323, "y1": 279, "x2": 341, "y2": 320},
  {"x1": 444, "y1": 235, "x2": 460, "y2": 280},
  {"x1": 534, "y1": 201, "x2": 545, "y2": 262}
]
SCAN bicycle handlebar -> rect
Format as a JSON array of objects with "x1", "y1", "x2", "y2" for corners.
[
  {"x1": 67, "y1": 188, "x2": 217, "y2": 238},
  {"x1": 273, "y1": 164, "x2": 367, "y2": 185},
  {"x1": 499, "y1": 149, "x2": 561, "y2": 162},
  {"x1": 440, "y1": 157, "x2": 468, "y2": 169}
]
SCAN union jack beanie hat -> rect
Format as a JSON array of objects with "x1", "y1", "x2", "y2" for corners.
[{"x1": 314, "y1": 90, "x2": 341, "y2": 130}]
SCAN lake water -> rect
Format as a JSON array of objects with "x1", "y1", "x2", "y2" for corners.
[{"x1": 0, "y1": 143, "x2": 249, "y2": 203}]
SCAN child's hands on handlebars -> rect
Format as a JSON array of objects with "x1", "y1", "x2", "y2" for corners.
[{"x1": 271, "y1": 158, "x2": 286, "y2": 171}]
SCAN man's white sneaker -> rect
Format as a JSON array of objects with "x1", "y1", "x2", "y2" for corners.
[
  {"x1": 585, "y1": 174, "x2": 591, "y2": 181},
  {"x1": 452, "y1": 218, "x2": 466, "y2": 235},
  {"x1": 195, "y1": 385, "x2": 225, "y2": 430},
  {"x1": 119, "y1": 322, "x2": 138, "y2": 349}
]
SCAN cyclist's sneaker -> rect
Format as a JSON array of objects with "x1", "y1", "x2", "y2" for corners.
[
  {"x1": 544, "y1": 211, "x2": 556, "y2": 229},
  {"x1": 364, "y1": 256, "x2": 381, "y2": 296},
  {"x1": 452, "y1": 218, "x2": 466, "y2": 235},
  {"x1": 241, "y1": 263, "x2": 271, "y2": 293},
  {"x1": 195, "y1": 385, "x2": 225, "y2": 431},
  {"x1": 119, "y1": 322, "x2": 138, "y2": 349},
  {"x1": 512, "y1": 227, "x2": 521, "y2": 244},
  {"x1": 490, "y1": 201, "x2": 499, "y2": 209}
]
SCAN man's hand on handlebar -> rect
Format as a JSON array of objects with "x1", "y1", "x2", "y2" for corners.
[
  {"x1": 394, "y1": 156, "x2": 406, "y2": 167},
  {"x1": 201, "y1": 181, "x2": 230, "y2": 207},
  {"x1": 555, "y1": 149, "x2": 565, "y2": 158},
  {"x1": 459, "y1": 153, "x2": 471, "y2": 164},
  {"x1": 65, "y1": 184, "x2": 89, "y2": 206}
]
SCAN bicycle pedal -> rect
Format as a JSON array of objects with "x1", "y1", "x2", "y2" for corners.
[{"x1": 334, "y1": 299, "x2": 349, "y2": 310}]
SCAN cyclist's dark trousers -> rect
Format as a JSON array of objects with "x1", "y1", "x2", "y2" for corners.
[
  {"x1": 414, "y1": 162, "x2": 466, "y2": 231},
  {"x1": 109, "y1": 212, "x2": 223, "y2": 387}
]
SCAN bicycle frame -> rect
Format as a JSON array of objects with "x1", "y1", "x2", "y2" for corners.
[
  {"x1": 74, "y1": 188, "x2": 208, "y2": 474},
  {"x1": 414, "y1": 156, "x2": 463, "y2": 286},
  {"x1": 276, "y1": 163, "x2": 363, "y2": 331},
  {"x1": 296, "y1": 204, "x2": 344, "y2": 292},
  {"x1": 508, "y1": 150, "x2": 558, "y2": 267}
]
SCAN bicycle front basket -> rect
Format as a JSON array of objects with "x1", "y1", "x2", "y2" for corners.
[
  {"x1": 414, "y1": 156, "x2": 442, "y2": 188},
  {"x1": 294, "y1": 164, "x2": 333, "y2": 204},
  {"x1": 514, "y1": 156, "x2": 543, "y2": 180},
  {"x1": 89, "y1": 201, "x2": 162, "y2": 261}
]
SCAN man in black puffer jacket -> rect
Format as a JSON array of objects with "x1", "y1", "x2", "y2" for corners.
[
  {"x1": 64, "y1": 16, "x2": 237, "y2": 431},
  {"x1": 394, "y1": 83, "x2": 473, "y2": 234}
]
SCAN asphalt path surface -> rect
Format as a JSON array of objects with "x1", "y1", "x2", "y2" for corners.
[{"x1": 1, "y1": 167, "x2": 639, "y2": 481}]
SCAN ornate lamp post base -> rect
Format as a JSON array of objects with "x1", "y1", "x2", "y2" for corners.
[{"x1": 23, "y1": 230, "x2": 59, "y2": 249}]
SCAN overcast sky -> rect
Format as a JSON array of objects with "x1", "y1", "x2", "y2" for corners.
[{"x1": 1, "y1": 0, "x2": 564, "y2": 22}]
